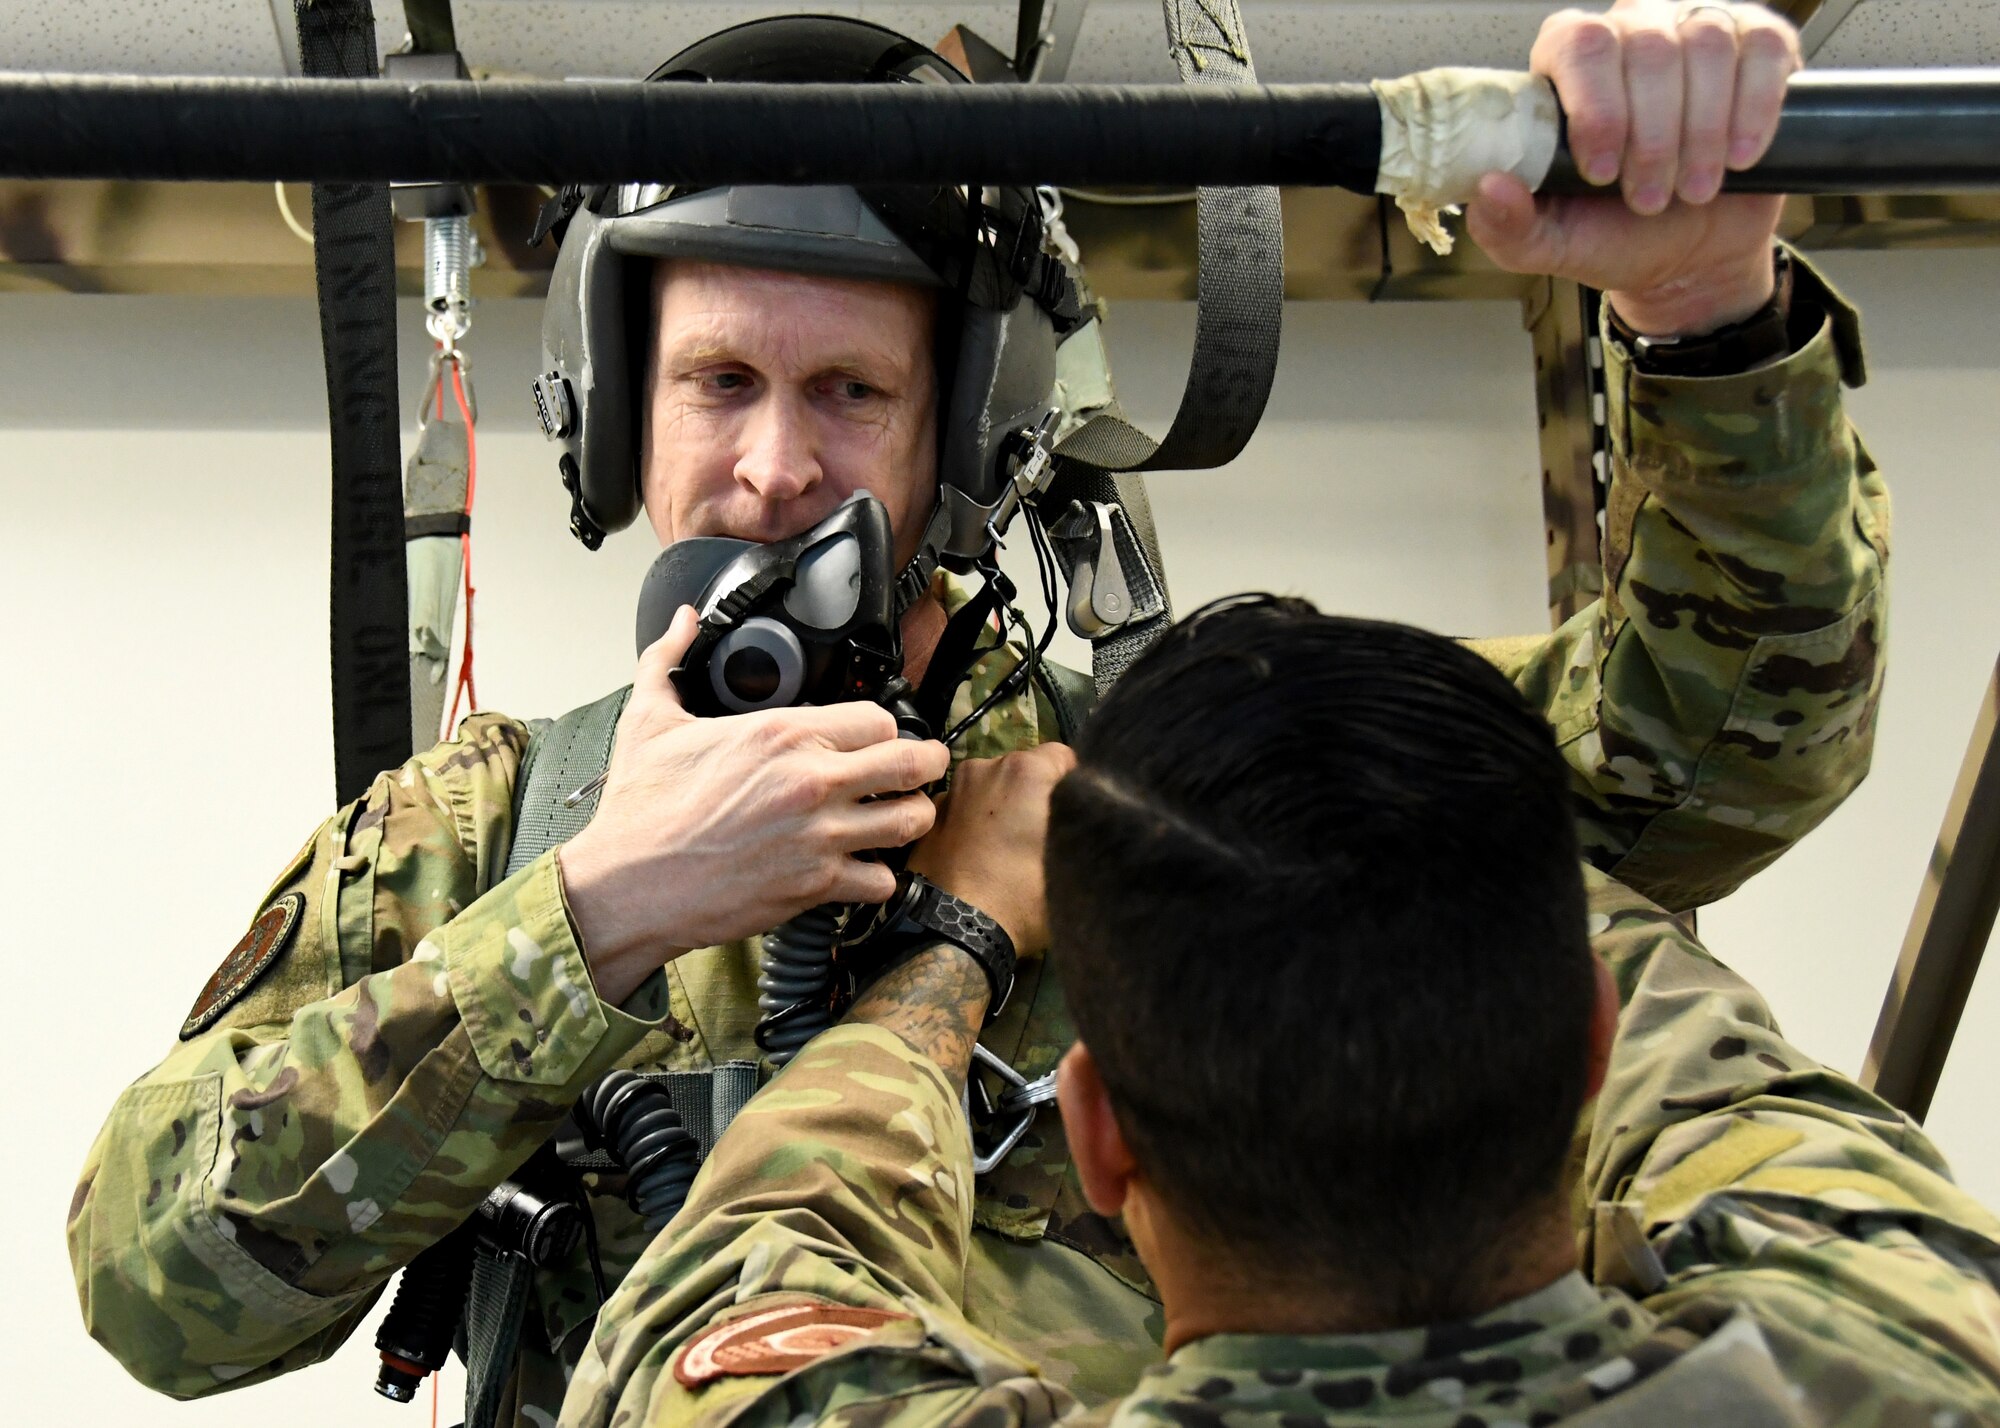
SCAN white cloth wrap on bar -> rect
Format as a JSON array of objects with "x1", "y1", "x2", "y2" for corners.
[{"x1": 1372, "y1": 67, "x2": 1561, "y2": 255}]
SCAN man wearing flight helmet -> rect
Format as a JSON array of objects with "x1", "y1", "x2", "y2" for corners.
[{"x1": 68, "y1": 4, "x2": 1889, "y2": 1423}]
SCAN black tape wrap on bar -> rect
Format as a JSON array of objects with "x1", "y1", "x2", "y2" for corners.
[
  {"x1": 294, "y1": 0, "x2": 412, "y2": 803},
  {"x1": 0, "y1": 75, "x2": 1384, "y2": 188},
  {"x1": 6, "y1": 70, "x2": 2000, "y2": 193}
]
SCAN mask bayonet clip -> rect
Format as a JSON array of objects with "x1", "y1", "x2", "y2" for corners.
[
  {"x1": 983, "y1": 408, "x2": 1062, "y2": 550},
  {"x1": 1048, "y1": 500, "x2": 1133, "y2": 638}
]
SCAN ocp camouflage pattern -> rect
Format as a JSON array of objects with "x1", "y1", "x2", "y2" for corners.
[
  {"x1": 69, "y1": 254, "x2": 1893, "y2": 1424},
  {"x1": 562, "y1": 868, "x2": 2000, "y2": 1428}
]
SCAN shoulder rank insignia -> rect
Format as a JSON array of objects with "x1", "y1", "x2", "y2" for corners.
[
  {"x1": 180, "y1": 893, "x2": 306, "y2": 1040},
  {"x1": 674, "y1": 1302, "x2": 910, "y2": 1388}
]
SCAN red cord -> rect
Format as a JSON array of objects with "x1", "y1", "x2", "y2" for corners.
[
  {"x1": 444, "y1": 357, "x2": 479, "y2": 736},
  {"x1": 430, "y1": 1367, "x2": 439, "y2": 1428}
]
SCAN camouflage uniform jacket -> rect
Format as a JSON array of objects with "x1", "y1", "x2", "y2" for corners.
[
  {"x1": 68, "y1": 257, "x2": 1890, "y2": 1418},
  {"x1": 560, "y1": 867, "x2": 2000, "y2": 1428}
]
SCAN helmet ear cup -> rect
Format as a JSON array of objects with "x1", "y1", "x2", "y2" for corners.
[
  {"x1": 540, "y1": 204, "x2": 643, "y2": 541},
  {"x1": 938, "y1": 302, "x2": 1059, "y2": 563}
]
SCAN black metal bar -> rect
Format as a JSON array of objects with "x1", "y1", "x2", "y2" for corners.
[
  {"x1": 1544, "y1": 69, "x2": 2000, "y2": 195},
  {"x1": 0, "y1": 75, "x2": 1381, "y2": 188},
  {"x1": 4, "y1": 69, "x2": 1999, "y2": 192},
  {"x1": 1862, "y1": 657, "x2": 2000, "y2": 1122}
]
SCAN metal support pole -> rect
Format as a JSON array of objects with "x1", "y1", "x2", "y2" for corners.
[
  {"x1": 1523, "y1": 278, "x2": 1607, "y2": 629},
  {"x1": 1863, "y1": 657, "x2": 2000, "y2": 1121}
]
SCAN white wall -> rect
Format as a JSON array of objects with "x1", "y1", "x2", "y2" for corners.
[{"x1": 3, "y1": 250, "x2": 1996, "y2": 1424}]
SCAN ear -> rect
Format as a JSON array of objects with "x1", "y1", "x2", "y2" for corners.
[
  {"x1": 1584, "y1": 954, "x2": 1620, "y2": 1102},
  {"x1": 1057, "y1": 1042, "x2": 1139, "y2": 1218}
]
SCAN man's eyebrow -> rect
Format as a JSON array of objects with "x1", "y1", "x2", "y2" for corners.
[{"x1": 664, "y1": 336, "x2": 916, "y2": 381}]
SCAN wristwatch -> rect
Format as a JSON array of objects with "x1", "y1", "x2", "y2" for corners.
[
  {"x1": 859, "y1": 872, "x2": 1018, "y2": 1023},
  {"x1": 1608, "y1": 247, "x2": 1797, "y2": 378}
]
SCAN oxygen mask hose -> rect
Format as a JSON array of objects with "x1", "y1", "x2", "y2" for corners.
[
  {"x1": 573, "y1": 1070, "x2": 700, "y2": 1234},
  {"x1": 373, "y1": 1224, "x2": 474, "y2": 1402},
  {"x1": 754, "y1": 903, "x2": 844, "y2": 1065}
]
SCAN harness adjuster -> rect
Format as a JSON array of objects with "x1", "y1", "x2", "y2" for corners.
[{"x1": 967, "y1": 1042, "x2": 1058, "y2": 1176}]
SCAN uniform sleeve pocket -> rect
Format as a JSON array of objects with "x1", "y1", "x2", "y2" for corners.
[
  {"x1": 1693, "y1": 592, "x2": 1881, "y2": 831},
  {"x1": 85, "y1": 1074, "x2": 351, "y2": 1332}
]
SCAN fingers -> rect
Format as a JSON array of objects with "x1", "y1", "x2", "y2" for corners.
[
  {"x1": 823, "y1": 735, "x2": 951, "y2": 801},
  {"x1": 1464, "y1": 172, "x2": 1563, "y2": 275},
  {"x1": 635, "y1": 605, "x2": 701, "y2": 704},
  {"x1": 1617, "y1": 11, "x2": 1682, "y2": 214},
  {"x1": 1532, "y1": 2, "x2": 1802, "y2": 213},
  {"x1": 771, "y1": 699, "x2": 901, "y2": 754},
  {"x1": 1730, "y1": 14, "x2": 1801, "y2": 170},
  {"x1": 823, "y1": 857, "x2": 900, "y2": 906},
  {"x1": 1676, "y1": 9, "x2": 1739, "y2": 203},
  {"x1": 1534, "y1": 11, "x2": 1626, "y2": 186},
  {"x1": 823, "y1": 791, "x2": 939, "y2": 853}
]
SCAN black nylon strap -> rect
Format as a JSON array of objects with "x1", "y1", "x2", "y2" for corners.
[
  {"x1": 1040, "y1": 0, "x2": 1283, "y2": 699},
  {"x1": 295, "y1": 0, "x2": 412, "y2": 804},
  {"x1": 1043, "y1": 465, "x2": 1177, "y2": 697},
  {"x1": 462, "y1": 1247, "x2": 531, "y2": 1428},
  {"x1": 1052, "y1": 0, "x2": 1283, "y2": 477},
  {"x1": 404, "y1": 511, "x2": 472, "y2": 539}
]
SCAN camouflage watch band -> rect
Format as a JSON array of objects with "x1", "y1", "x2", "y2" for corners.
[{"x1": 900, "y1": 874, "x2": 1017, "y2": 1024}]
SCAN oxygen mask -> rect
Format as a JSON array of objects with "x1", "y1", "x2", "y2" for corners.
[{"x1": 635, "y1": 493, "x2": 910, "y2": 720}]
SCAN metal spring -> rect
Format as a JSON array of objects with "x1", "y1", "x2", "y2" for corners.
[
  {"x1": 574, "y1": 1070, "x2": 699, "y2": 1233},
  {"x1": 424, "y1": 214, "x2": 473, "y2": 344},
  {"x1": 755, "y1": 904, "x2": 842, "y2": 1065}
]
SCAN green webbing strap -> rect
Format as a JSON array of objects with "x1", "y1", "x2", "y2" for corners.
[
  {"x1": 644, "y1": 1064, "x2": 762, "y2": 1153},
  {"x1": 504, "y1": 687, "x2": 631, "y2": 880},
  {"x1": 404, "y1": 412, "x2": 470, "y2": 750}
]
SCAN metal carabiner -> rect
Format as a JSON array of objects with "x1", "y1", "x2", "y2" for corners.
[
  {"x1": 417, "y1": 346, "x2": 479, "y2": 430},
  {"x1": 966, "y1": 1043, "x2": 1059, "y2": 1177}
]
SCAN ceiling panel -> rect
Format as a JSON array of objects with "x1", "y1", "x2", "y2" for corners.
[
  {"x1": 0, "y1": 0, "x2": 290, "y2": 75},
  {"x1": 1815, "y1": 0, "x2": 2000, "y2": 66}
]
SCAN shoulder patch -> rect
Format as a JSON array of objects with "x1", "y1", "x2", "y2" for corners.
[
  {"x1": 673, "y1": 1303, "x2": 911, "y2": 1389},
  {"x1": 180, "y1": 893, "x2": 306, "y2": 1040}
]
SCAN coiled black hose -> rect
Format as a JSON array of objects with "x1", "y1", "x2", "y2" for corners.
[
  {"x1": 373, "y1": 1224, "x2": 474, "y2": 1401},
  {"x1": 573, "y1": 1069, "x2": 700, "y2": 1233},
  {"x1": 754, "y1": 903, "x2": 842, "y2": 1065}
]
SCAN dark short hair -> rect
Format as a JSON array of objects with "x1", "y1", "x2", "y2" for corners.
[{"x1": 1046, "y1": 596, "x2": 1596, "y2": 1322}]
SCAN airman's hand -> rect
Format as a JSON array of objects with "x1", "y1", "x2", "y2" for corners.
[
  {"x1": 559, "y1": 605, "x2": 949, "y2": 1004},
  {"x1": 1467, "y1": 0, "x2": 1802, "y2": 335},
  {"x1": 907, "y1": 743, "x2": 1077, "y2": 958}
]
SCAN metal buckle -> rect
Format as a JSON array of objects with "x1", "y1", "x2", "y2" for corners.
[
  {"x1": 966, "y1": 1043, "x2": 1059, "y2": 1177},
  {"x1": 1047, "y1": 499, "x2": 1133, "y2": 637}
]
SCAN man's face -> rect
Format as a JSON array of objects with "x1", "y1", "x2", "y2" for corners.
[{"x1": 640, "y1": 260, "x2": 939, "y2": 567}]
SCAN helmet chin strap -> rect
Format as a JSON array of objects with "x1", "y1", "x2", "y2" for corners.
[{"x1": 893, "y1": 496, "x2": 964, "y2": 617}]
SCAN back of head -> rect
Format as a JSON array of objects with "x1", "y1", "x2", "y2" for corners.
[{"x1": 1047, "y1": 596, "x2": 1596, "y2": 1324}]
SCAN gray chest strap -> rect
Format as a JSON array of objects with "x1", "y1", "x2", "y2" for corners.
[
  {"x1": 503, "y1": 686, "x2": 760, "y2": 1152},
  {"x1": 504, "y1": 686, "x2": 631, "y2": 880}
]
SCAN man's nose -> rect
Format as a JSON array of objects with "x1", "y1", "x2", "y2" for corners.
[{"x1": 734, "y1": 392, "x2": 823, "y2": 503}]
